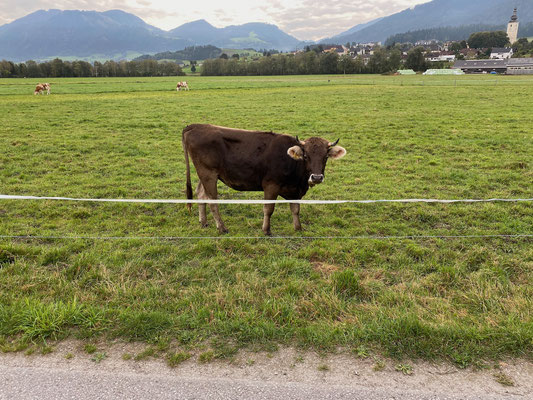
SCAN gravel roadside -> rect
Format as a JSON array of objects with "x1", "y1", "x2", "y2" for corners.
[{"x1": 1, "y1": 341, "x2": 531, "y2": 400}]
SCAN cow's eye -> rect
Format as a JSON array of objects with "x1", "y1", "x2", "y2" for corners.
[{"x1": 303, "y1": 154, "x2": 309, "y2": 161}]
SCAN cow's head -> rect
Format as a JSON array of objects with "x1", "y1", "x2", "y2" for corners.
[{"x1": 287, "y1": 137, "x2": 346, "y2": 186}]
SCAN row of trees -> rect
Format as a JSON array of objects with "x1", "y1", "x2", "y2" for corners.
[
  {"x1": 0, "y1": 58, "x2": 184, "y2": 78},
  {"x1": 134, "y1": 45, "x2": 221, "y2": 62},
  {"x1": 201, "y1": 46, "x2": 442, "y2": 76}
]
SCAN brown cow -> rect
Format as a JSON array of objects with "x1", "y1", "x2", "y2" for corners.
[{"x1": 183, "y1": 124, "x2": 346, "y2": 235}]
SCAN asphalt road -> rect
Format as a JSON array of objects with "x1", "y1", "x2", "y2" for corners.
[{"x1": 0, "y1": 363, "x2": 526, "y2": 400}]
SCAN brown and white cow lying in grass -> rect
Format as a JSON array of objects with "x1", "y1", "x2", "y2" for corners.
[
  {"x1": 34, "y1": 83, "x2": 51, "y2": 95},
  {"x1": 176, "y1": 81, "x2": 189, "y2": 91}
]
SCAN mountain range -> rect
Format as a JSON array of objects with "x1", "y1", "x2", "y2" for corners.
[
  {"x1": 0, "y1": 10, "x2": 303, "y2": 62},
  {"x1": 1, "y1": 0, "x2": 532, "y2": 62}
]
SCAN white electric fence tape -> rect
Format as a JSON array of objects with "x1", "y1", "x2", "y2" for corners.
[
  {"x1": 1, "y1": 194, "x2": 532, "y2": 204},
  {"x1": 1, "y1": 194, "x2": 531, "y2": 241}
]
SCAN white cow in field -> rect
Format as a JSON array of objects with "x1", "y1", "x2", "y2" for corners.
[
  {"x1": 34, "y1": 83, "x2": 51, "y2": 95},
  {"x1": 176, "y1": 81, "x2": 189, "y2": 91}
]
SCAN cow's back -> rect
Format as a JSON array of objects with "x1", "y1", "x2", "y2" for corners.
[{"x1": 183, "y1": 124, "x2": 306, "y2": 194}]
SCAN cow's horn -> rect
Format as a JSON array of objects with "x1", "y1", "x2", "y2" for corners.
[{"x1": 329, "y1": 139, "x2": 340, "y2": 147}]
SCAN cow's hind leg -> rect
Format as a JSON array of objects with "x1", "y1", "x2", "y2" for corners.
[
  {"x1": 196, "y1": 183, "x2": 208, "y2": 227},
  {"x1": 198, "y1": 173, "x2": 228, "y2": 234},
  {"x1": 290, "y1": 203, "x2": 302, "y2": 231}
]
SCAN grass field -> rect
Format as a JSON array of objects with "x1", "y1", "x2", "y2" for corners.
[{"x1": 0, "y1": 75, "x2": 532, "y2": 365}]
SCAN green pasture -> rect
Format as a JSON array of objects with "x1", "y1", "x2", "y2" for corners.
[{"x1": 0, "y1": 75, "x2": 532, "y2": 365}]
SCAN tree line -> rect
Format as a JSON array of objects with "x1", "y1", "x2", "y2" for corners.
[
  {"x1": 201, "y1": 48, "x2": 394, "y2": 76},
  {"x1": 0, "y1": 58, "x2": 184, "y2": 78},
  {"x1": 134, "y1": 45, "x2": 222, "y2": 62},
  {"x1": 200, "y1": 46, "x2": 450, "y2": 76}
]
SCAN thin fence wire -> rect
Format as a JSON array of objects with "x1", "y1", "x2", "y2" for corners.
[
  {"x1": 1, "y1": 194, "x2": 532, "y2": 204},
  {"x1": 1, "y1": 234, "x2": 532, "y2": 241}
]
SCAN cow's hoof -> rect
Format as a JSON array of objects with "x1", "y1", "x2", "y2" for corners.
[
  {"x1": 218, "y1": 228, "x2": 229, "y2": 234},
  {"x1": 263, "y1": 230, "x2": 272, "y2": 236},
  {"x1": 200, "y1": 223, "x2": 209, "y2": 228}
]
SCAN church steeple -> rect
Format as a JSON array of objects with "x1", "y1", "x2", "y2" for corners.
[{"x1": 507, "y1": 8, "x2": 519, "y2": 44}]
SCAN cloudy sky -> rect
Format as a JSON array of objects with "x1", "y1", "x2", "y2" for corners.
[{"x1": 0, "y1": 0, "x2": 431, "y2": 40}]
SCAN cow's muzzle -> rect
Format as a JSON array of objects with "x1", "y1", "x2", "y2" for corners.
[{"x1": 309, "y1": 174, "x2": 324, "y2": 186}]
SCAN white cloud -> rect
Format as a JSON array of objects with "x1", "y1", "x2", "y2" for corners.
[{"x1": 0, "y1": 0, "x2": 430, "y2": 40}]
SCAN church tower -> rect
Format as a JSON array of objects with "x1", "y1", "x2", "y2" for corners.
[{"x1": 507, "y1": 8, "x2": 519, "y2": 45}]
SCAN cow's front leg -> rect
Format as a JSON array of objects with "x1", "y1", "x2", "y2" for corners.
[
  {"x1": 262, "y1": 203, "x2": 276, "y2": 236},
  {"x1": 262, "y1": 184, "x2": 279, "y2": 236},
  {"x1": 290, "y1": 203, "x2": 302, "y2": 231}
]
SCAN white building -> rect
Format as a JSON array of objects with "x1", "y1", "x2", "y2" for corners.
[
  {"x1": 425, "y1": 52, "x2": 456, "y2": 62},
  {"x1": 491, "y1": 47, "x2": 513, "y2": 59}
]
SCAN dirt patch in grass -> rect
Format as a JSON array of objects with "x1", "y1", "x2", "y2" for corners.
[{"x1": 312, "y1": 262, "x2": 340, "y2": 277}]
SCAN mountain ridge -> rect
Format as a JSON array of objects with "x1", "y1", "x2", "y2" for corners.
[
  {"x1": 0, "y1": 9, "x2": 302, "y2": 62},
  {"x1": 326, "y1": 0, "x2": 533, "y2": 44}
]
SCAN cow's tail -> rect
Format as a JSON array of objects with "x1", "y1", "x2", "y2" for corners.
[{"x1": 183, "y1": 127, "x2": 193, "y2": 212}]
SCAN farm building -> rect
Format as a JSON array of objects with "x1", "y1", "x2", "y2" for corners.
[
  {"x1": 507, "y1": 58, "x2": 533, "y2": 75},
  {"x1": 454, "y1": 58, "x2": 533, "y2": 74},
  {"x1": 454, "y1": 60, "x2": 508, "y2": 74}
]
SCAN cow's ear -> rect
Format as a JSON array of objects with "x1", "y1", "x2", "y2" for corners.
[
  {"x1": 328, "y1": 146, "x2": 346, "y2": 160},
  {"x1": 287, "y1": 146, "x2": 304, "y2": 160}
]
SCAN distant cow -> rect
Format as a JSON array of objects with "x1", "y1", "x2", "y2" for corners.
[
  {"x1": 34, "y1": 84, "x2": 45, "y2": 95},
  {"x1": 34, "y1": 83, "x2": 51, "y2": 95},
  {"x1": 176, "y1": 81, "x2": 189, "y2": 91},
  {"x1": 183, "y1": 124, "x2": 347, "y2": 235}
]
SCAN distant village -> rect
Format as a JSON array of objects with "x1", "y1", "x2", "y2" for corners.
[{"x1": 301, "y1": 8, "x2": 532, "y2": 75}]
